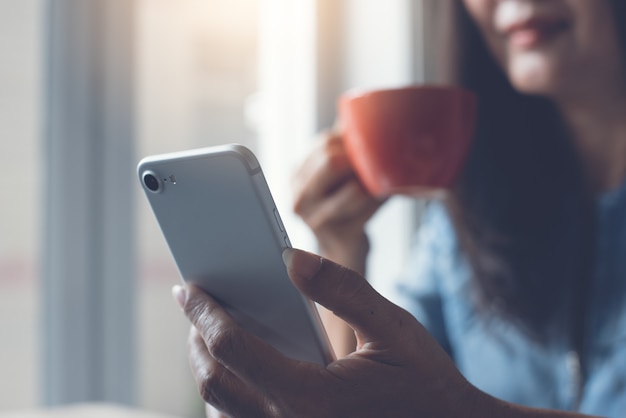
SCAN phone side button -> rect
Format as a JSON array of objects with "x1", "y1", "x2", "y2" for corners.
[
  {"x1": 273, "y1": 208, "x2": 285, "y2": 232},
  {"x1": 284, "y1": 236, "x2": 291, "y2": 248}
]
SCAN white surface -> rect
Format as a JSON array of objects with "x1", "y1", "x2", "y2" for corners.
[{"x1": 0, "y1": 404, "x2": 181, "y2": 418}]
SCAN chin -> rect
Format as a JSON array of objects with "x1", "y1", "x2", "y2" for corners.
[
  {"x1": 510, "y1": 78, "x2": 555, "y2": 97},
  {"x1": 506, "y1": 55, "x2": 563, "y2": 98}
]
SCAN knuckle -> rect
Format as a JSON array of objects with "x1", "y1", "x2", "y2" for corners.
[
  {"x1": 307, "y1": 210, "x2": 329, "y2": 232},
  {"x1": 333, "y1": 264, "x2": 368, "y2": 302},
  {"x1": 320, "y1": 148, "x2": 345, "y2": 173},
  {"x1": 198, "y1": 367, "x2": 226, "y2": 406},
  {"x1": 183, "y1": 293, "x2": 208, "y2": 322},
  {"x1": 205, "y1": 326, "x2": 240, "y2": 360},
  {"x1": 186, "y1": 296, "x2": 223, "y2": 332}
]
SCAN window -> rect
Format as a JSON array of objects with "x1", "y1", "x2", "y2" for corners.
[
  {"x1": 0, "y1": 0, "x2": 42, "y2": 410},
  {"x1": 1, "y1": 0, "x2": 428, "y2": 415}
]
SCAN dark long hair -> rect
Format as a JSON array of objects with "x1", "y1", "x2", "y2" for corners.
[{"x1": 437, "y1": 0, "x2": 626, "y2": 342}]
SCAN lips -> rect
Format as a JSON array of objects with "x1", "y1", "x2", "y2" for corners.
[
  {"x1": 495, "y1": 1, "x2": 570, "y2": 49},
  {"x1": 506, "y1": 18, "x2": 570, "y2": 48}
]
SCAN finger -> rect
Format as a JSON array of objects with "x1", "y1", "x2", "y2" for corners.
[
  {"x1": 293, "y1": 135, "x2": 355, "y2": 214},
  {"x1": 307, "y1": 178, "x2": 382, "y2": 229},
  {"x1": 188, "y1": 326, "x2": 273, "y2": 417},
  {"x1": 297, "y1": 151, "x2": 353, "y2": 204},
  {"x1": 282, "y1": 249, "x2": 411, "y2": 345},
  {"x1": 179, "y1": 285, "x2": 315, "y2": 397}
]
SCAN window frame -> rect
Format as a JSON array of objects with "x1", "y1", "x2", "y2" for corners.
[{"x1": 42, "y1": 0, "x2": 136, "y2": 406}]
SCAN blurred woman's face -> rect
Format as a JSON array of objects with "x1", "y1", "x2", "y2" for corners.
[{"x1": 462, "y1": 0, "x2": 624, "y2": 102}]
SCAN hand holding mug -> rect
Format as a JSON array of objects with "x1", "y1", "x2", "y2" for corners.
[{"x1": 292, "y1": 131, "x2": 382, "y2": 274}]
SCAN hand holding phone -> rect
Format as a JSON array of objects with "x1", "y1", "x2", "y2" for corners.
[{"x1": 137, "y1": 144, "x2": 334, "y2": 365}]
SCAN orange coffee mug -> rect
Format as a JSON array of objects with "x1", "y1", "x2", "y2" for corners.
[{"x1": 339, "y1": 85, "x2": 477, "y2": 197}]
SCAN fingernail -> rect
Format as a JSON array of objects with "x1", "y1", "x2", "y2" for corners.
[
  {"x1": 282, "y1": 248, "x2": 323, "y2": 280},
  {"x1": 172, "y1": 285, "x2": 187, "y2": 308}
]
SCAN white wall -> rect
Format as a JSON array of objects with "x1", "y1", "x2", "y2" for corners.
[
  {"x1": 340, "y1": 0, "x2": 425, "y2": 296},
  {"x1": 255, "y1": 0, "x2": 426, "y2": 296}
]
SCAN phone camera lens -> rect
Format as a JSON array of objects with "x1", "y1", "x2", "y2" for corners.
[{"x1": 143, "y1": 172, "x2": 161, "y2": 193}]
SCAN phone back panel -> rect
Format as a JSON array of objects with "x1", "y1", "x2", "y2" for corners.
[{"x1": 138, "y1": 145, "x2": 333, "y2": 365}]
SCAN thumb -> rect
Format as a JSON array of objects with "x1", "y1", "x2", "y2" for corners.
[{"x1": 282, "y1": 248, "x2": 407, "y2": 344}]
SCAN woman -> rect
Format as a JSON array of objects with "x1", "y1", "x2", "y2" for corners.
[
  {"x1": 178, "y1": 0, "x2": 626, "y2": 416},
  {"x1": 292, "y1": 0, "x2": 626, "y2": 414}
]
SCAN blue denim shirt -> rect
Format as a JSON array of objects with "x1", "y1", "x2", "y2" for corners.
[{"x1": 387, "y1": 185, "x2": 626, "y2": 417}]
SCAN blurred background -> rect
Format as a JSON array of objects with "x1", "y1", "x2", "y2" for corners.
[{"x1": 0, "y1": 0, "x2": 436, "y2": 416}]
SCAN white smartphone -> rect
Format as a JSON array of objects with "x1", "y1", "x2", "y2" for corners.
[{"x1": 137, "y1": 144, "x2": 335, "y2": 365}]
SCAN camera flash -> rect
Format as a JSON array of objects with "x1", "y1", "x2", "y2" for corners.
[{"x1": 169, "y1": 174, "x2": 177, "y2": 184}]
